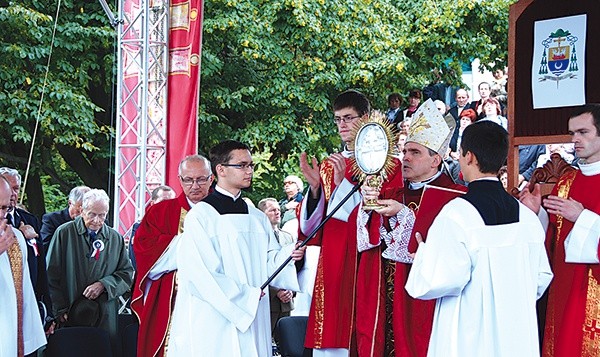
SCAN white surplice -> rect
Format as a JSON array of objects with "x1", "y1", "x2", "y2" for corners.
[
  {"x1": 166, "y1": 201, "x2": 300, "y2": 357},
  {"x1": 0, "y1": 228, "x2": 46, "y2": 356},
  {"x1": 406, "y1": 198, "x2": 553, "y2": 357}
]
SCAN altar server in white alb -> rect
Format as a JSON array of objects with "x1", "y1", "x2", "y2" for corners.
[
  {"x1": 166, "y1": 140, "x2": 304, "y2": 357},
  {"x1": 405, "y1": 121, "x2": 553, "y2": 357}
]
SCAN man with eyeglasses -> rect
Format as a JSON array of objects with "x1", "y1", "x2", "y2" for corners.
[
  {"x1": 46, "y1": 189, "x2": 133, "y2": 356},
  {"x1": 165, "y1": 140, "x2": 304, "y2": 356},
  {"x1": 132, "y1": 154, "x2": 213, "y2": 357},
  {"x1": 299, "y1": 90, "x2": 403, "y2": 357},
  {"x1": 0, "y1": 175, "x2": 47, "y2": 356}
]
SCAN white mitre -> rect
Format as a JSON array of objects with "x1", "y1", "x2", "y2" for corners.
[{"x1": 405, "y1": 99, "x2": 456, "y2": 155}]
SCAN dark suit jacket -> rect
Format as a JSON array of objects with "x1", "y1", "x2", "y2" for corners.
[
  {"x1": 41, "y1": 207, "x2": 71, "y2": 251},
  {"x1": 424, "y1": 82, "x2": 457, "y2": 106},
  {"x1": 12, "y1": 208, "x2": 53, "y2": 319},
  {"x1": 449, "y1": 129, "x2": 461, "y2": 153},
  {"x1": 448, "y1": 105, "x2": 468, "y2": 124},
  {"x1": 448, "y1": 105, "x2": 468, "y2": 150},
  {"x1": 386, "y1": 108, "x2": 404, "y2": 125}
]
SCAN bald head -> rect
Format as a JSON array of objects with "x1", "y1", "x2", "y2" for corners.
[
  {"x1": 0, "y1": 177, "x2": 11, "y2": 219},
  {"x1": 178, "y1": 155, "x2": 213, "y2": 203}
]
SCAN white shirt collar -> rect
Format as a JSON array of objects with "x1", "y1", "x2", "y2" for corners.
[
  {"x1": 579, "y1": 160, "x2": 600, "y2": 176},
  {"x1": 7, "y1": 209, "x2": 16, "y2": 223},
  {"x1": 470, "y1": 177, "x2": 499, "y2": 183},
  {"x1": 215, "y1": 185, "x2": 242, "y2": 200},
  {"x1": 341, "y1": 147, "x2": 353, "y2": 158},
  {"x1": 185, "y1": 197, "x2": 197, "y2": 207},
  {"x1": 407, "y1": 171, "x2": 442, "y2": 190}
]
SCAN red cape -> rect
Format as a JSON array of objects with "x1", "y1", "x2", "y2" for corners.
[
  {"x1": 542, "y1": 170, "x2": 600, "y2": 357},
  {"x1": 393, "y1": 174, "x2": 465, "y2": 357},
  {"x1": 131, "y1": 194, "x2": 190, "y2": 357}
]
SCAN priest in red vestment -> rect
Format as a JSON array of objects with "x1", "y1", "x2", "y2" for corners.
[
  {"x1": 299, "y1": 90, "x2": 403, "y2": 357},
  {"x1": 519, "y1": 104, "x2": 600, "y2": 357},
  {"x1": 131, "y1": 155, "x2": 213, "y2": 357},
  {"x1": 358, "y1": 100, "x2": 466, "y2": 357}
]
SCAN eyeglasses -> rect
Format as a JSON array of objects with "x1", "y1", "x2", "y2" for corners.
[
  {"x1": 283, "y1": 181, "x2": 296, "y2": 185},
  {"x1": 85, "y1": 211, "x2": 108, "y2": 220},
  {"x1": 180, "y1": 175, "x2": 212, "y2": 186},
  {"x1": 333, "y1": 115, "x2": 361, "y2": 124},
  {"x1": 221, "y1": 162, "x2": 255, "y2": 170}
]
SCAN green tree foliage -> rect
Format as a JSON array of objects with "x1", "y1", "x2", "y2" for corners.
[
  {"x1": 0, "y1": 0, "x2": 115, "y2": 215},
  {"x1": 0, "y1": 0, "x2": 513, "y2": 210},
  {"x1": 198, "y1": 0, "x2": 514, "y2": 202}
]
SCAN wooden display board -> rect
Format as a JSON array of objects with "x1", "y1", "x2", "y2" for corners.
[{"x1": 507, "y1": 0, "x2": 600, "y2": 189}]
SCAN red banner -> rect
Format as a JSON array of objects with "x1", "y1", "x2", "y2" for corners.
[{"x1": 165, "y1": 0, "x2": 203, "y2": 193}]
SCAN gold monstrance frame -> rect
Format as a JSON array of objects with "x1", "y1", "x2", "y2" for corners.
[{"x1": 351, "y1": 111, "x2": 397, "y2": 210}]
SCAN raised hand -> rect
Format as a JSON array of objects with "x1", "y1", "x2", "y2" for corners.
[
  {"x1": 518, "y1": 182, "x2": 542, "y2": 214},
  {"x1": 327, "y1": 153, "x2": 347, "y2": 187},
  {"x1": 300, "y1": 152, "x2": 321, "y2": 198}
]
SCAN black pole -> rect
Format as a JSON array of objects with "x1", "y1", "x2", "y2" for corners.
[{"x1": 261, "y1": 181, "x2": 362, "y2": 290}]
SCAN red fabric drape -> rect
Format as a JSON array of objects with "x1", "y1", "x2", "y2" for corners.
[{"x1": 165, "y1": 0, "x2": 203, "y2": 193}]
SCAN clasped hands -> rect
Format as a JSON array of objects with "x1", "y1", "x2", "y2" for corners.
[
  {"x1": 18, "y1": 221, "x2": 38, "y2": 240},
  {"x1": 518, "y1": 183, "x2": 584, "y2": 222},
  {"x1": 276, "y1": 289, "x2": 293, "y2": 304},
  {"x1": 0, "y1": 219, "x2": 16, "y2": 255}
]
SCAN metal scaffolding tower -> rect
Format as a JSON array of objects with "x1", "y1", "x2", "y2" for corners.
[{"x1": 113, "y1": 0, "x2": 170, "y2": 237}]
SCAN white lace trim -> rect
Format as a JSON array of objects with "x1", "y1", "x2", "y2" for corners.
[
  {"x1": 357, "y1": 201, "x2": 416, "y2": 263},
  {"x1": 357, "y1": 203, "x2": 382, "y2": 252},
  {"x1": 382, "y1": 206, "x2": 415, "y2": 263}
]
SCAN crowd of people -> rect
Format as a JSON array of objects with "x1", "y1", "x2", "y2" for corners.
[
  {"x1": 1, "y1": 86, "x2": 600, "y2": 357},
  {"x1": 0, "y1": 168, "x2": 133, "y2": 356},
  {"x1": 388, "y1": 77, "x2": 578, "y2": 189}
]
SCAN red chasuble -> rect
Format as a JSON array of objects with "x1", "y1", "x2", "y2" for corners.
[
  {"x1": 543, "y1": 170, "x2": 600, "y2": 357},
  {"x1": 302, "y1": 157, "x2": 403, "y2": 356},
  {"x1": 392, "y1": 174, "x2": 465, "y2": 357},
  {"x1": 131, "y1": 194, "x2": 190, "y2": 357}
]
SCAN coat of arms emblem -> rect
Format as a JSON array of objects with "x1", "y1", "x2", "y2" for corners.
[{"x1": 538, "y1": 29, "x2": 579, "y2": 86}]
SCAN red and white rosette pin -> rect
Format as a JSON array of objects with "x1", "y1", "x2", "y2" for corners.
[
  {"x1": 91, "y1": 239, "x2": 105, "y2": 261},
  {"x1": 27, "y1": 238, "x2": 40, "y2": 257}
]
